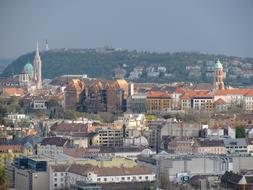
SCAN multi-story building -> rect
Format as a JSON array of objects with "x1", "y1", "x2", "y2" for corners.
[
  {"x1": 64, "y1": 79, "x2": 85, "y2": 110},
  {"x1": 98, "y1": 128, "x2": 124, "y2": 147},
  {"x1": 147, "y1": 91, "x2": 172, "y2": 114},
  {"x1": 0, "y1": 145, "x2": 23, "y2": 166},
  {"x1": 127, "y1": 93, "x2": 147, "y2": 113},
  {"x1": 14, "y1": 157, "x2": 49, "y2": 190},
  {"x1": 191, "y1": 95, "x2": 214, "y2": 112},
  {"x1": 78, "y1": 79, "x2": 127, "y2": 113},
  {"x1": 50, "y1": 165, "x2": 69, "y2": 190},
  {"x1": 193, "y1": 139, "x2": 226, "y2": 155},
  {"x1": 223, "y1": 138, "x2": 248, "y2": 154},
  {"x1": 37, "y1": 137, "x2": 70, "y2": 158}
]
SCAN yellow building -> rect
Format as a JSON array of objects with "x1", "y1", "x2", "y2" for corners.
[{"x1": 0, "y1": 145, "x2": 23, "y2": 166}]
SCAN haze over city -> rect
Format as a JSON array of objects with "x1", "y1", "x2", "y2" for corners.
[
  {"x1": 1, "y1": 1, "x2": 253, "y2": 190},
  {"x1": 1, "y1": 0, "x2": 253, "y2": 58}
]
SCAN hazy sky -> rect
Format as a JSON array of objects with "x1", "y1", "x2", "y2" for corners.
[{"x1": 1, "y1": 0, "x2": 253, "y2": 58}]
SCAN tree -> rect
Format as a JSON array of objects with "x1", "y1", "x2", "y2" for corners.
[
  {"x1": 0, "y1": 166, "x2": 7, "y2": 190},
  {"x1": 236, "y1": 126, "x2": 246, "y2": 138},
  {"x1": 64, "y1": 110, "x2": 77, "y2": 120}
]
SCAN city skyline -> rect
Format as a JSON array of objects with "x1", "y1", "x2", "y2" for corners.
[{"x1": 1, "y1": 0, "x2": 253, "y2": 58}]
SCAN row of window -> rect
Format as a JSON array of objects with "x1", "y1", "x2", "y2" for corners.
[{"x1": 97, "y1": 175, "x2": 149, "y2": 182}]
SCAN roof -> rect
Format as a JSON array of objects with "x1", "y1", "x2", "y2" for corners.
[
  {"x1": 221, "y1": 171, "x2": 242, "y2": 184},
  {"x1": 214, "y1": 98, "x2": 226, "y2": 105},
  {"x1": 195, "y1": 139, "x2": 224, "y2": 147},
  {"x1": 2, "y1": 87, "x2": 25, "y2": 97},
  {"x1": 40, "y1": 137, "x2": 69, "y2": 147},
  {"x1": 66, "y1": 164, "x2": 154, "y2": 177},
  {"x1": 51, "y1": 165, "x2": 69, "y2": 172},
  {"x1": 174, "y1": 88, "x2": 186, "y2": 94},
  {"x1": 223, "y1": 138, "x2": 247, "y2": 147},
  {"x1": 51, "y1": 123, "x2": 88, "y2": 133},
  {"x1": 147, "y1": 91, "x2": 171, "y2": 98},
  {"x1": 245, "y1": 90, "x2": 253, "y2": 97},
  {"x1": 193, "y1": 83, "x2": 213, "y2": 92},
  {"x1": 99, "y1": 146, "x2": 144, "y2": 153},
  {"x1": 215, "y1": 89, "x2": 251, "y2": 96},
  {"x1": 94, "y1": 166, "x2": 153, "y2": 177},
  {"x1": 0, "y1": 145, "x2": 22, "y2": 152},
  {"x1": 68, "y1": 164, "x2": 93, "y2": 176}
]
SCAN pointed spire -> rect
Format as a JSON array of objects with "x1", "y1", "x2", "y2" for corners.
[{"x1": 36, "y1": 41, "x2": 40, "y2": 57}]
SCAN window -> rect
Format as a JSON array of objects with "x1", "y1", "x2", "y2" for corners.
[
  {"x1": 127, "y1": 177, "x2": 130, "y2": 180},
  {"x1": 121, "y1": 177, "x2": 125, "y2": 180},
  {"x1": 54, "y1": 184, "x2": 57, "y2": 187},
  {"x1": 97, "y1": 178, "x2": 101, "y2": 182},
  {"x1": 54, "y1": 178, "x2": 57, "y2": 182},
  {"x1": 61, "y1": 173, "x2": 64, "y2": 176},
  {"x1": 54, "y1": 173, "x2": 57, "y2": 177},
  {"x1": 139, "y1": 176, "x2": 142, "y2": 179},
  {"x1": 145, "y1": 176, "x2": 149, "y2": 180},
  {"x1": 104, "y1": 178, "x2": 107, "y2": 182}
]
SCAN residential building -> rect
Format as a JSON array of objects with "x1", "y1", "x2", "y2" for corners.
[
  {"x1": 223, "y1": 138, "x2": 248, "y2": 154},
  {"x1": 37, "y1": 137, "x2": 70, "y2": 158},
  {"x1": 147, "y1": 91, "x2": 172, "y2": 114},
  {"x1": 193, "y1": 139, "x2": 226, "y2": 154},
  {"x1": 14, "y1": 157, "x2": 49, "y2": 190},
  {"x1": 98, "y1": 128, "x2": 124, "y2": 147}
]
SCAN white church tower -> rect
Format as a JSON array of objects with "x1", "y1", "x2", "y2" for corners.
[
  {"x1": 33, "y1": 42, "x2": 42, "y2": 89},
  {"x1": 213, "y1": 59, "x2": 224, "y2": 90}
]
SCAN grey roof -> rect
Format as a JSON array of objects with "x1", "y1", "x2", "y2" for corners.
[
  {"x1": 40, "y1": 137, "x2": 69, "y2": 147},
  {"x1": 196, "y1": 139, "x2": 224, "y2": 147},
  {"x1": 223, "y1": 138, "x2": 247, "y2": 147}
]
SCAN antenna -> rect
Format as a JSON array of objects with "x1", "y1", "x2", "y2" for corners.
[{"x1": 45, "y1": 39, "x2": 49, "y2": 51}]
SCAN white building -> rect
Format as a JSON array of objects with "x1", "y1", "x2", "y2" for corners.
[{"x1": 37, "y1": 137, "x2": 69, "y2": 158}]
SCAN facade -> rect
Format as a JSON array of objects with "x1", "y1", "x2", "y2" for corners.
[
  {"x1": 14, "y1": 157, "x2": 48, "y2": 190},
  {"x1": 223, "y1": 138, "x2": 248, "y2": 154},
  {"x1": 37, "y1": 137, "x2": 70, "y2": 158},
  {"x1": 193, "y1": 139, "x2": 226, "y2": 154},
  {"x1": 78, "y1": 80, "x2": 127, "y2": 113},
  {"x1": 64, "y1": 79, "x2": 85, "y2": 110},
  {"x1": 147, "y1": 91, "x2": 172, "y2": 114},
  {"x1": 191, "y1": 96, "x2": 214, "y2": 112},
  {"x1": 98, "y1": 128, "x2": 124, "y2": 147},
  {"x1": 127, "y1": 94, "x2": 147, "y2": 113}
]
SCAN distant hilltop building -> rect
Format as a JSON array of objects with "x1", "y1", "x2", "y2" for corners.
[{"x1": 19, "y1": 42, "x2": 42, "y2": 90}]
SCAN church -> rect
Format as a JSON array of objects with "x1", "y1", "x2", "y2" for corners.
[{"x1": 19, "y1": 42, "x2": 42, "y2": 90}]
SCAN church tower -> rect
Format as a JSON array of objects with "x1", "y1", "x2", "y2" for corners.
[
  {"x1": 33, "y1": 42, "x2": 42, "y2": 89},
  {"x1": 213, "y1": 59, "x2": 224, "y2": 90}
]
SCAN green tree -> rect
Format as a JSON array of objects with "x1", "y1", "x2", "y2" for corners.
[
  {"x1": 64, "y1": 110, "x2": 77, "y2": 120},
  {"x1": 236, "y1": 126, "x2": 246, "y2": 138},
  {"x1": 0, "y1": 166, "x2": 7, "y2": 190}
]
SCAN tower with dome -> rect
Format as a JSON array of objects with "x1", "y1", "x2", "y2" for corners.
[{"x1": 213, "y1": 59, "x2": 225, "y2": 90}]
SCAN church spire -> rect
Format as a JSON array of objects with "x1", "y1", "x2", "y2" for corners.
[{"x1": 33, "y1": 41, "x2": 42, "y2": 89}]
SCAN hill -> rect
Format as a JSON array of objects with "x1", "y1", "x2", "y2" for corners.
[{"x1": 2, "y1": 48, "x2": 253, "y2": 86}]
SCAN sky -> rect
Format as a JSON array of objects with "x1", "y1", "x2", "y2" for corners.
[{"x1": 0, "y1": 0, "x2": 253, "y2": 58}]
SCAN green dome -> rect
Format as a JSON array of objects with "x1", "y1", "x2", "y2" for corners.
[
  {"x1": 23, "y1": 62, "x2": 34, "y2": 77},
  {"x1": 215, "y1": 59, "x2": 223, "y2": 69}
]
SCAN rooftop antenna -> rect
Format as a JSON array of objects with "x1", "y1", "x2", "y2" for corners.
[{"x1": 45, "y1": 39, "x2": 49, "y2": 51}]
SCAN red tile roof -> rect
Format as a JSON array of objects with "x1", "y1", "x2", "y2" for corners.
[
  {"x1": 147, "y1": 91, "x2": 171, "y2": 98},
  {"x1": 214, "y1": 98, "x2": 226, "y2": 105},
  {"x1": 2, "y1": 87, "x2": 25, "y2": 97},
  {"x1": 215, "y1": 89, "x2": 251, "y2": 96}
]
